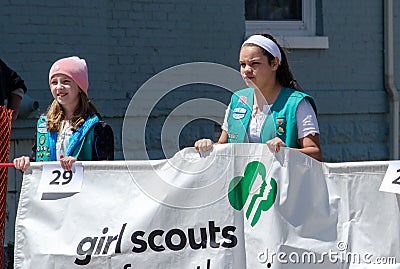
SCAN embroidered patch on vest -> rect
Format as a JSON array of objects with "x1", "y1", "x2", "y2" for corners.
[
  {"x1": 232, "y1": 107, "x2": 247, "y2": 119},
  {"x1": 37, "y1": 120, "x2": 47, "y2": 134},
  {"x1": 39, "y1": 134, "x2": 46, "y2": 145},
  {"x1": 276, "y1": 117, "x2": 286, "y2": 135},
  {"x1": 228, "y1": 133, "x2": 238, "y2": 140}
]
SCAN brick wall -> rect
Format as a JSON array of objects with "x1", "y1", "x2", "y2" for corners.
[
  {"x1": 288, "y1": 1, "x2": 396, "y2": 162},
  {"x1": 1, "y1": 1, "x2": 245, "y2": 264}
]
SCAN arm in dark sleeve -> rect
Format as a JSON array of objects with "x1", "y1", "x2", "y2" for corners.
[
  {"x1": 0, "y1": 59, "x2": 27, "y2": 118},
  {"x1": 0, "y1": 59, "x2": 27, "y2": 95},
  {"x1": 92, "y1": 122, "x2": 114, "y2": 161}
]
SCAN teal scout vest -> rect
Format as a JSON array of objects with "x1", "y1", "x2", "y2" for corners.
[
  {"x1": 227, "y1": 87, "x2": 316, "y2": 148},
  {"x1": 36, "y1": 115, "x2": 100, "y2": 161}
]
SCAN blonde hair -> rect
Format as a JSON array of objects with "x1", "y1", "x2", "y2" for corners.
[{"x1": 46, "y1": 90, "x2": 98, "y2": 132}]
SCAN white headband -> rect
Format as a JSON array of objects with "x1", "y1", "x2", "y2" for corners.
[{"x1": 242, "y1": 35, "x2": 282, "y2": 64}]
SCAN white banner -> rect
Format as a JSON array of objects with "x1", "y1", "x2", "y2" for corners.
[{"x1": 14, "y1": 144, "x2": 400, "y2": 268}]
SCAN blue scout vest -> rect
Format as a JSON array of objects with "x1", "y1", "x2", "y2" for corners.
[
  {"x1": 36, "y1": 115, "x2": 100, "y2": 161},
  {"x1": 227, "y1": 87, "x2": 317, "y2": 148}
]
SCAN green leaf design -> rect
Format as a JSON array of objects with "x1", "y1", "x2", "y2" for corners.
[{"x1": 228, "y1": 161, "x2": 278, "y2": 227}]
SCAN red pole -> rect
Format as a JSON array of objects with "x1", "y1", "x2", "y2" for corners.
[
  {"x1": 0, "y1": 163, "x2": 14, "y2": 168},
  {"x1": 0, "y1": 106, "x2": 13, "y2": 269}
]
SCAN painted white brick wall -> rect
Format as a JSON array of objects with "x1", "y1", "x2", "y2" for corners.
[{"x1": 1, "y1": 2, "x2": 244, "y2": 265}]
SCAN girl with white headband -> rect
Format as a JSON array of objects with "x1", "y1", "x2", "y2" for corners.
[
  {"x1": 195, "y1": 34, "x2": 322, "y2": 161},
  {"x1": 13, "y1": 56, "x2": 114, "y2": 171}
]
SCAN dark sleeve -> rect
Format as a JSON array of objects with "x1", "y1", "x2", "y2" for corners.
[
  {"x1": 92, "y1": 122, "x2": 114, "y2": 161},
  {"x1": 0, "y1": 59, "x2": 27, "y2": 95}
]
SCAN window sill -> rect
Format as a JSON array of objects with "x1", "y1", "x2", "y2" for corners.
[{"x1": 275, "y1": 36, "x2": 329, "y2": 49}]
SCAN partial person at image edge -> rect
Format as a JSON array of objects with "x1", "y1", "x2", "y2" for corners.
[{"x1": 0, "y1": 58, "x2": 27, "y2": 119}]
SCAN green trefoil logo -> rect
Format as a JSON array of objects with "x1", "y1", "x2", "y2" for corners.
[{"x1": 228, "y1": 161, "x2": 278, "y2": 227}]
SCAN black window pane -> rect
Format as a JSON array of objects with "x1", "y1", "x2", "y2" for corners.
[{"x1": 246, "y1": 0, "x2": 302, "y2": 21}]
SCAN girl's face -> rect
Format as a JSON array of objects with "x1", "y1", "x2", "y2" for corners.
[
  {"x1": 50, "y1": 74, "x2": 81, "y2": 112},
  {"x1": 239, "y1": 45, "x2": 278, "y2": 91}
]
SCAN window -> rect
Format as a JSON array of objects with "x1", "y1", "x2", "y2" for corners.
[
  {"x1": 245, "y1": 0, "x2": 328, "y2": 49},
  {"x1": 246, "y1": 0, "x2": 302, "y2": 21}
]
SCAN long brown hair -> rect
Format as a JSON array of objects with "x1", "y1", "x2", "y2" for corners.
[
  {"x1": 242, "y1": 34, "x2": 303, "y2": 91},
  {"x1": 46, "y1": 90, "x2": 98, "y2": 132}
]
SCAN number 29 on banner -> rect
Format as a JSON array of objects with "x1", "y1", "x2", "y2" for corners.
[
  {"x1": 38, "y1": 163, "x2": 84, "y2": 193},
  {"x1": 379, "y1": 162, "x2": 400, "y2": 194}
]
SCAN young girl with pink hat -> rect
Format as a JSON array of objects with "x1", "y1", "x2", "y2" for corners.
[{"x1": 14, "y1": 56, "x2": 114, "y2": 171}]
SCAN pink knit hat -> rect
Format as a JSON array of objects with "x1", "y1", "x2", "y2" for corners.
[{"x1": 49, "y1": 56, "x2": 89, "y2": 96}]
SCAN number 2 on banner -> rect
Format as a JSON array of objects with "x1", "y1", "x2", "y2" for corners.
[
  {"x1": 392, "y1": 170, "x2": 400, "y2": 185},
  {"x1": 50, "y1": 170, "x2": 73, "y2": 185},
  {"x1": 379, "y1": 162, "x2": 400, "y2": 194},
  {"x1": 38, "y1": 163, "x2": 83, "y2": 193}
]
